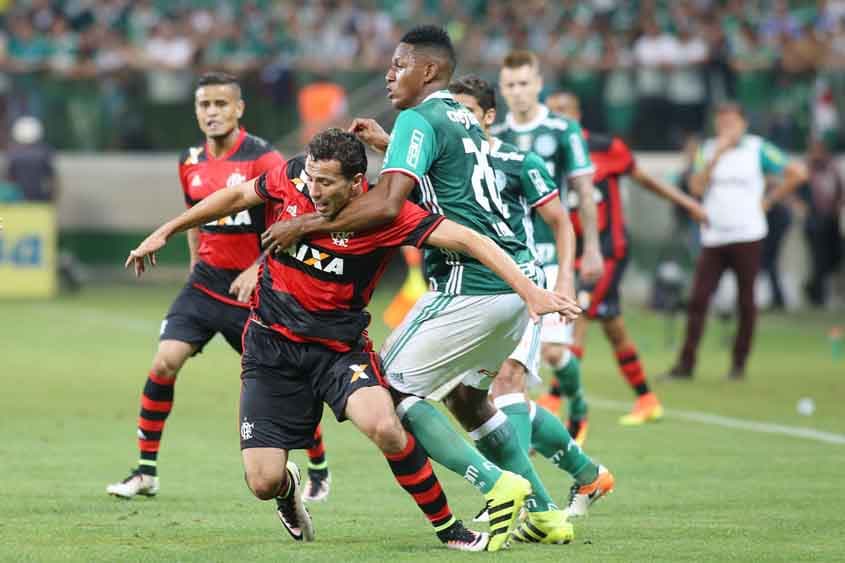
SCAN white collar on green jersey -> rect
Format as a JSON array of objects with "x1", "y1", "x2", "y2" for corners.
[
  {"x1": 421, "y1": 90, "x2": 454, "y2": 103},
  {"x1": 505, "y1": 104, "x2": 549, "y2": 133}
]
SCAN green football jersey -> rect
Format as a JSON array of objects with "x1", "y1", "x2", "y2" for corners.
[
  {"x1": 381, "y1": 90, "x2": 534, "y2": 295},
  {"x1": 491, "y1": 104, "x2": 594, "y2": 265},
  {"x1": 489, "y1": 138, "x2": 559, "y2": 265}
]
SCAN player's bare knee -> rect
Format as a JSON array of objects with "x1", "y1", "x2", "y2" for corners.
[
  {"x1": 491, "y1": 359, "x2": 525, "y2": 396},
  {"x1": 446, "y1": 385, "x2": 495, "y2": 431},
  {"x1": 150, "y1": 355, "x2": 180, "y2": 379},
  {"x1": 542, "y1": 344, "x2": 565, "y2": 367},
  {"x1": 245, "y1": 468, "x2": 286, "y2": 500},
  {"x1": 369, "y1": 416, "x2": 406, "y2": 454}
]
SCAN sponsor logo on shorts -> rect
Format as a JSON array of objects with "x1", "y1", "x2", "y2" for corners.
[
  {"x1": 349, "y1": 364, "x2": 369, "y2": 382},
  {"x1": 240, "y1": 418, "x2": 255, "y2": 440},
  {"x1": 160, "y1": 320, "x2": 168, "y2": 335}
]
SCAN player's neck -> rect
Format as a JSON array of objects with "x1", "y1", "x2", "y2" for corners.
[
  {"x1": 412, "y1": 82, "x2": 449, "y2": 107},
  {"x1": 206, "y1": 127, "x2": 241, "y2": 158},
  {"x1": 511, "y1": 104, "x2": 541, "y2": 125}
]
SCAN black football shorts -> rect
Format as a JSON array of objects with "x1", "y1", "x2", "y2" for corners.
[
  {"x1": 159, "y1": 282, "x2": 250, "y2": 354},
  {"x1": 239, "y1": 319, "x2": 386, "y2": 450}
]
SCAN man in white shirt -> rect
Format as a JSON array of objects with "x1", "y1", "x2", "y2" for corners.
[{"x1": 663, "y1": 102, "x2": 807, "y2": 380}]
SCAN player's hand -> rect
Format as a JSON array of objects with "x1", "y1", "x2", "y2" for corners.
[
  {"x1": 229, "y1": 263, "x2": 260, "y2": 303},
  {"x1": 554, "y1": 271, "x2": 577, "y2": 322},
  {"x1": 580, "y1": 248, "x2": 604, "y2": 285},
  {"x1": 525, "y1": 286, "x2": 581, "y2": 324},
  {"x1": 261, "y1": 216, "x2": 304, "y2": 256},
  {"x1": 125, "y1": 229, "x2": 168, "y2": 277},
  {"x1": 687, "y1": 200, "x2": 709, "y2": 225},
  {"x1": 348, "y1": 118, "x2": 390, "y2": 153}
]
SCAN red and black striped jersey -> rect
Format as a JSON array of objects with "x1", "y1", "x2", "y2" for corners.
[
  {"x1": 252, "y1": 156, "x2": 445, "y2": 352},
  {"x1": 178, "y1": 128, "x2": 284, "y2": 306},
  {"x1": 567, "y1": 131, "x2": 635, "y2": 259}
]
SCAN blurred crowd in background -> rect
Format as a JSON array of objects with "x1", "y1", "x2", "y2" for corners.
[
  {"x1": 1, "y1": 0, "x2": 845, "y2": 151},
  {"x1": 0, "y1": 0, "x2": 843, "y2": 307}
]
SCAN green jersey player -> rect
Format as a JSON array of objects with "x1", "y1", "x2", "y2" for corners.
[
  {"x1": 492, "y1": 50, "x2": 602, "y2": 445},
  {"x1": 260, "y1": 26, "x2": 581, "y2": 548},
  {"x1": 449, "y1": 75, "x2": 615, "y2": 528}
]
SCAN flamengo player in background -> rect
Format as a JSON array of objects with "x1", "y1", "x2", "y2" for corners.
[
  {"x1": 125, "y1": 128, "x2": 575, "y2": 551},
  {"x1": 106, "y1": 72, "x2": 331, "y2": 501},
  {"x1": 492, "y1": 50, "x2": 602, "y2": 443},
  {"x1": 448, "y1": 75, "x2": 615, "y2": 525},
  {"x1": 537, "y1": 92, "x2": 707, "y2": 425}
]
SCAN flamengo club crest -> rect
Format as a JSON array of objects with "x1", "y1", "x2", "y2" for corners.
[
  {"x1": 331, "y1": 231, "x2": 353, "y2": 247},
  {"x1": 226, "y1": 172, "x2": 247, "y2": 188}
]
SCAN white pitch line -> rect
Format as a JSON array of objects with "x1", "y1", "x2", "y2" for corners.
[{"x1": 590, "y1": 397, "x2": 845, "y2": 445}]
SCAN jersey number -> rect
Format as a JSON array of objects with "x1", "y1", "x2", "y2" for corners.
[{"x1": 463, "y1": 138, "x2": 510, "y2": 219}]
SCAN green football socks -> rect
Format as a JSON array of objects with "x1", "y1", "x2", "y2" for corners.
[
  {"x1": 471, "y1": 410, "x2": 556, "y2": 512},
  {"x1": 398, "y1": 397, "x2": 501, "y2": 494},
  {"x1": 554, "y1": 352, "x2": 588, "y2": 421},
  {"x1": 530, "y1": 401, "x2": 598, "y2": 485}
]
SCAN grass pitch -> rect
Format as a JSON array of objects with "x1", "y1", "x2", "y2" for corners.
[{"x1": 2, "y1": 283, "x2": 844, "y2": 562}]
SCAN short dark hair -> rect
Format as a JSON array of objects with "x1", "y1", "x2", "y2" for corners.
[
  {"x1": 400, "y1": 25, "x2": 456, "y2": 74},
  {"x1": 448, "y1": 74, "x2": 496, "y2": 112},
  {"x1": 307, "y1": 128, "x2": 368, "y2": 179},
  {"x1": 197, "y1": 72, "x2": 241, "y2": 95}
]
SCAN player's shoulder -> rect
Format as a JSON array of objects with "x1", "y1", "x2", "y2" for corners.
[
  {"x1": 541, "y1": 110, "x2": 576, "y2": 133},
  {"x1": 284, "y1": 153, "x2": 309, "y2": 192},
  {"x1": 491, "y1": 138, "x2": 526, "y2": 163},
  {"x1": 585, "y1": 131, "x2": 618, "y2": 153},
  {"x1": 179, "y1": 144, "x2": 206, "y2": 167},
  {"x1": 489, "y1": 121, "x2": 509, "y2": 136},
  {"x1": 230, "y1": 132, "x2": 279, "y2": 162}
]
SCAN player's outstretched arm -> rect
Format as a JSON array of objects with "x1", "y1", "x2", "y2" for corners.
[
  {"x1": 126, "y1": 178, "x2": 262, "y2": 277},
  {"x1": 261, "y1": 171, "x2": 416, "y2": 255},
  {"x1": 571, "y1": 174, "x2": 604, "y2": 284},
  {"x1": 425, "y1": 219, "x2": 581, "y2": 323},
  {"x1": 536, "y1": 197, "x2": 576, "y2": 299},
  {"x1": 630, "y1": 166, "x2": 709, "y2": 224}
]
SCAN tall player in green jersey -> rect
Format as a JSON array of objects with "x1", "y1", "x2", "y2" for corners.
[
  {"x1": 449, "y1": 75, "x2": 615, "y2": 526},
  {"x1": 261, "y1": 26, "x2": 581, "y2": 548},
  {"x1": 491, "y1": 50, "x2": 602, "y2": 444}
]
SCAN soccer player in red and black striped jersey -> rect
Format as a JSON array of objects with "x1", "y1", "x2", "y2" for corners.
[
  {"x1": 126, "y1": 128, "x2": 573, "y2": 550},
  {"x1": 536, "y1": 92, "x2": 708, "y2": 426},
  {"x1": 106, "y1": 72, "x2": 331, "y2": 501}
]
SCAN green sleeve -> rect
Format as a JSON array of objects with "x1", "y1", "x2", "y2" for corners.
[
  {"x1": 760, "y1": 139, "x2": 787, "y2": 175},
  {"x1": 381, "y1": 109, "x2": 437, "y2": 181},
  {"x1": 559, "y1": 120, "x2": 594, "y2": 177},
  {"x1": 521, "y1": 152, "x2": 559, "y2": 206}
]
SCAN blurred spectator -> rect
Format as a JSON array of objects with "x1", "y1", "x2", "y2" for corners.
[
  {"x1": 632, "y1": 18, "x2": 674, "y2": 149},
  {"x1": 6, "y1": 115, "x2": 56, "y2": 202},
  {"x1": 665, "y1": 24, "x2": 709, "y2": 145},
  {"x1": 297, "y1": 78, "x2": 348, "y2": 145},
  {"x1": 663, "y1": 102, "x2": 807, "y2": 381},
  {"x1": 730, "y1": 21, "x2": 776, "y2": 133},
  {"x1": 761, "y1": 200, "x2": 792, "y2": 310},
  {"x1": 143, "y1": 19, "x2": 195, "y2": 103},
  {"x1": 800, "y1": 138, "x2": 844, "y2": 307}
]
